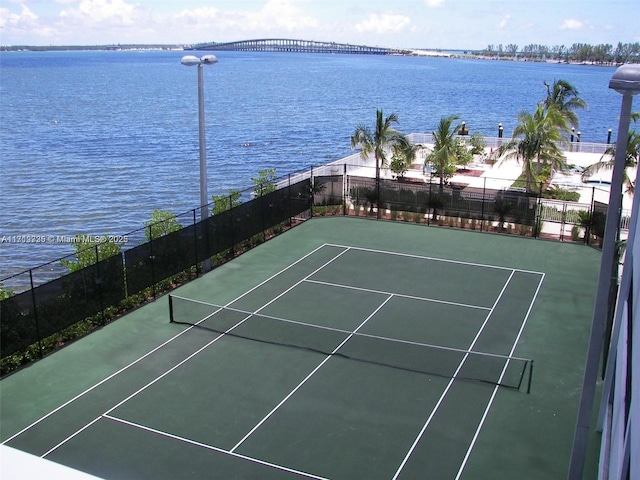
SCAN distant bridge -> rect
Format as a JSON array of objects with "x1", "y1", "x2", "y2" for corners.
[{"x1": 188, "y1": 39, "x2": 410, "y2": 55}]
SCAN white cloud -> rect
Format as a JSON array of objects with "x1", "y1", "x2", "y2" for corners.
[
  {"x1": 59, "y1": 0, "x2": 145, "y2": 26},
  {"x1": 1, "y1": 0, "x2": 325, "y2": 45},
  {"x1": 0, "y1": 4, "x2": 38, "y2": 29},
  {"x1": 560, "y1": 18, "x2": 584, "y2": 30},
  {"x1": 498, "y1": 14, "x2": 511, "y2": 29},
  {"x1": 355, "y1": 13, "x2": 410, "y2": 34},
  {"x1": 0, "y1": 4, "x2": 60, "y2": 42},
  {"x1": 172, "y1": 0, "x2": 320, "y2": 40},
  {"x1": 252, "y1": 0, "x2": 320, "y2": 32},
  {"x1": 0, "y1": 0, "x2": 635, "y2": 49}
]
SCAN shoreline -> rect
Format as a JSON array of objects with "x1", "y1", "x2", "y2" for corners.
[{"x1": 1, "y1": 44, "x2": 634, "y2": 67}]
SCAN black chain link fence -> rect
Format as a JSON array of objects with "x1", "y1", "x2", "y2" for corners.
[
  {"x1": 1, "y1": 175, "x2": 311, "y2": 371},
  {"x1": 2, "y1": 163, "x2": 623, "y2": 375}
]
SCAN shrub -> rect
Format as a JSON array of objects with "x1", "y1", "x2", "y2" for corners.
[
  {"x1": 544, "y1": 187, "x2": 580, "y2": 202},
  {"x1": 571, "y1": 225, "x2": 582, "y2": 241}
]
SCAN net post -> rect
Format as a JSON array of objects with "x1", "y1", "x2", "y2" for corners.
[
  {"x1": 527, "y1": 359, "x2": 534, "y2": 394},
  {"x1": 515, "y1": 358, "x2": 527, "y2": 391},
  {"x1": 169, "y1": 295, "x2": 174, "y2": 323}
]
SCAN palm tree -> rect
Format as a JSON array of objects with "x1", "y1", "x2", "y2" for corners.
[
  {"x1": 351, "y1": 109, "x2": 409, "y2": 215},
  {"x1": 542, "y1": 79, "x2": 587, "y2": 129},
  {"x1": 426, "y1": 115, "x2": 462, "y2": 190},
  {"x1": 495, "y1": 104, "x2": 569, "y2": 192},
  {"x1": 493, "y1": 199, "x2": 514, "y2": 231},
  {"x1": 577, "y1": 210, "x2": 593, "y2": 242},
  {"x1": 582, "y1": 114, "x2": 639, "y2": 194}
]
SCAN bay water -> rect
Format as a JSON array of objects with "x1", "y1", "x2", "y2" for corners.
[{"x1": 0, "y1": 50, "x2": 622, "y2": 287}]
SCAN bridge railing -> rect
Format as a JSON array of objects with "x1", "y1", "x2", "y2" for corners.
[{"x1": 190, "y1": 38, "x2": 409, "y2": 55}]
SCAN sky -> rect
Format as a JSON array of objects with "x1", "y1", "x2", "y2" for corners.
[{"x1": 1, "y1": 0, "x2": 638, "y2": 49}]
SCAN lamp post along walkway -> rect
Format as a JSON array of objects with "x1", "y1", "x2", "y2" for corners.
[{"x1": 181, "y1": 54, "x2": 218, "y2": 272}]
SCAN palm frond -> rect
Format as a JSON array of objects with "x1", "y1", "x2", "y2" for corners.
[
  {"x1": 351, "y1": 109, "x2": 408, "y2": 174},
  {"x1": 542, "y1": 79, "x2": 586, "y2": 129}
]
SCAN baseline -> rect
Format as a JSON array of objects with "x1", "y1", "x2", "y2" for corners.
[
  {"x1": 454, "y1": 271, "x2": 545, "y2": 480},
  {"x1": 39, "y1": 245, "x2": 352, "y2": 460},
  {"x1": 391, "y1": 269, "x2": 517, "y2": 479},
  {"x1": 1, "y1": 244, "x2": 347, "y2": 456}
]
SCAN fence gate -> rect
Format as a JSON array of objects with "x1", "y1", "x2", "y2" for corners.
[{"x1": 537, "y1": 199, "x2": 595, "y2": 243}]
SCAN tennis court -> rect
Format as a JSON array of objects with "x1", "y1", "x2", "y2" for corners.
[{"x1": 0, "y1": 218, "x2": 601, "y2": 479}]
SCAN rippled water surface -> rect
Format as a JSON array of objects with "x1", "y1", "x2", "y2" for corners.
[{"x1": 0, "y1": 50, "x2": 621, "y2": 284}]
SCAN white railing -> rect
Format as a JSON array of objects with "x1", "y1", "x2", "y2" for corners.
[
  {"x1": 327, "y1": 151, "x2": 373, "y2": 168},
  {"x1": 406, "y1": 133, "x2": 611, "y2": 155}
]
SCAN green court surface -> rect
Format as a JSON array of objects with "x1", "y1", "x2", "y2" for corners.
[{"x1": 0, "y1": 218, "x2": 602, "y2": 479}]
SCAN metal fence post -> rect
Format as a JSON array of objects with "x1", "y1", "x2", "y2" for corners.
[
  {"x1": 309, "y1": 168, "x2": 314, "y2": 217},
  {"x1": 28, "y1": 270, "x2": 43, "y2": 358},
  {"x1": 260, "y1": 183, "x2": 266, "y2": 241},
  {"x1": 148, "y1": 226, "x2": 156, "y2": 298},
  {"x1": 376, "y1": 169, "x2": 381, "y2": 220},
  {"x1": 230, "y1": 198, "x2": 236, "y2": 259},
  {"x1": 480, "y1": 177, "x2": 486, "y2": 231},
  {"x1": 95, "y1": 244, "x2": 105, "y2": 325},
  {"x1": 288, "y1": 173, "x2": 292, "y2": 224},
  {"x1": 192, "y1": 208, "x2": 199, "y2": 276},
  {"x1": 534, "y1": 183, "x2": 543, "y2": 238},
  {"x1": 343, "y1": 164, "x2": 347, "y2": 216},
  {"x1": 560, "y1": 202, "x2": 567, "y2": 242},
  {"x1": 121, "y1": 247, "x2": 129, "y2": 299},
  {"x1": 426, "y1": 180, "x2": 432, "y2": 226},
  {"x1": 588, "y1": 187, "x2": 596, "y2": 245}
]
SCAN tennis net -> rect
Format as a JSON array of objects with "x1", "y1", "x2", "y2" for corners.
[{"x1": 169, "y1": 294, "x2": 534, "y2": 392}]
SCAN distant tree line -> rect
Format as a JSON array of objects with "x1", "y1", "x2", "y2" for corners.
[
  {"x1": 0, "y1": 44, "x2": 183, "y2": 52},
  {"x1": 477, "y1": 42, "x2": 640, "y2": 65}
]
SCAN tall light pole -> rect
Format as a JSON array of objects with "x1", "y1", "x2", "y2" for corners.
[
  {"x1": 181, "y1": 54, "x2": 217, "y2": 272},
  {"x1": 181, "y1": 54, "x2": 218, "y2": 223},
  {"x1": 567, "y1": 63, "x2": 640, "y2": 480}
]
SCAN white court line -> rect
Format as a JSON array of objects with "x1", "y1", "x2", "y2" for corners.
[
  {"x1": 454, "y1": 272, "x2": 545, "y2": 480},
  {"x1": 391, "y1": 269, "x2": 517, "y2": 480},
  {"x1": 324, "y1": 243, "x2": 546, "y2": 276},
  {"x1": 2, "y1": 243, "x2": 338, "y2": 446},
  {"x1": 230, "y1": 294, "x2": 394, "y2": 453},
  {"x1": 41, "y1": 245, "x2": 352, "y2": 459},
  {"x1": 2, "y1": 325, "x2": 205, "y2": 446},
  {"x1": 102, "y1": 414, "x2": 329, "y2": 480},
  {"x1": 5, "y1": 241, "x2": 543, "y2": 478},
  {"x1": 304, "y1": 278, "x2": 492, "y2": 311},
  {"x1": 41, "y1": 318, "x2": 253, "y2": 457},
  {"x1": 41, "y1": 417, "x2": 102, "y2": 458},
  {"x1": 172, "y1": 297, "x2": 529, "y2": 362}
]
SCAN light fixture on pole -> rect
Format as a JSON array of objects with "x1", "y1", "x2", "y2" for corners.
[
  {"x1": 568, "y1": 63, "x2": 640, "y2": 480},
  {"x1": 181, "y1": 54, "x2": 218, "y2": 223},
  {"x1": 181, "y1": 54, "x2": 218, "y2": 272}
]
